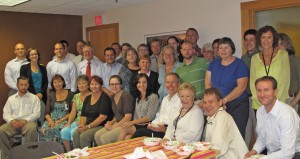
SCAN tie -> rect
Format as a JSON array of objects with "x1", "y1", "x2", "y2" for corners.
[{"x1": 86, "y1": 61, "x2": 91, "y2": 78}]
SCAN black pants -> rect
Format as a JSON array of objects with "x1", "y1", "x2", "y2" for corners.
[
  {"x1": 293, "y1": 152, "x2": 300, "y2": 159},
  {"x1": 226, "y1": 96, "x2": 249, "y2": 139},
  {"x1": 132, "y1": 128, "x2": 165, "y2": 138}
]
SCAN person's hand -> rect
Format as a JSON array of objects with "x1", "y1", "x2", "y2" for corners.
[
  {"x1": 290, "y1": 98, "x2": 299, "y2": 107},
  {"x1": 10, "y1": 119, "x2": 20, "y2": 129},
  {"x1": 105, "y1": 121, "x2": 113, "y2": 130},
  {"x1": 160, "y1": 138, "x2": 169, "y2": 145},
  {"x1": 18, "y1": 119, "x2": 27, "y2": 128},
  {"x1": 244, "y1": 150, "x2": 257, "y2": 158},
  {"x1": 54, "y1": 120, "x2": 62, "y2": 127},
  {"x1": 48, "y1": 120, "x2": 55, "y2": 128},
  {"x1": 149, "y1": 124, "x2": 166, "y2": 132},
  {"x1": 36, "y1": 93, "x2": 43, "y2": 100},
  {"x1": 121, "y1": 121, "x2": 133, "y2": 129},
  {"x1": 107, "y1": 91, "x2": 114, "y2": 97},
  {"x1": 62, "y1": 122, "x2": 71, "y2": 128},
  {"x1": 78, "y1": 125, "x2": 85, "y2": 133}
]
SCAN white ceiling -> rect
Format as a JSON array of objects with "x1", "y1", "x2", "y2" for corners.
[{"x1": 0, "y1": 0, "x2": 153, "y2": 15}]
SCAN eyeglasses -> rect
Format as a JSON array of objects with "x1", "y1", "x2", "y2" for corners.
[{"x1": 110, "y1": 83, "x2": 121, "y2": 86}]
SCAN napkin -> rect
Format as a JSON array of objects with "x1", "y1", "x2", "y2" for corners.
[{"x1": 124, "y1": 147, "x2": 167, "y2": 159}]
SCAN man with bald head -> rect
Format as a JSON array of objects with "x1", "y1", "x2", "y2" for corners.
[{"x1": 5, "y1": 43, "x2": 29, "y2": 96}]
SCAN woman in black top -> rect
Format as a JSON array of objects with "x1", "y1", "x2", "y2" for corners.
[{"x1": 73, "y1": 75, "x2": 114, "y2": 149}]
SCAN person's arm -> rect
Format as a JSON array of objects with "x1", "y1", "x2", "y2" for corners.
[
  {"x1": 70, "y1": 62, "x2": 78, "y2": 92},
  {"x1": 276, "y1": 51, "x2": 290, "y2": 103},
  {"x1": 223, "y1": 77, "x2": 248, "y2": 104},
  {"x1": 4, "y1": 62, "x2": 17, "y2": 90},
  {"x1": 290, "y1": 57, "x2": 300, "y2": 107},
  {"x1": 66, "y1": 101, "x2": 77, "y2": 126},
  {"x1": 40, "y1": 65, "x2": 48, "y2": 98},
  {"x1": 205, "y1": 71, "x2": 212, "y2": 89},
  {"x1": 144, "y1": 94, "x2": 159, "y2": 121},
  {"x1": 3, "y1": 98, "x2": 14, "y2": 123}
]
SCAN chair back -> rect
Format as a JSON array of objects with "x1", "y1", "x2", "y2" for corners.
[{"x1": 8, "y1": 141, "x2": 64, "y2": 159}]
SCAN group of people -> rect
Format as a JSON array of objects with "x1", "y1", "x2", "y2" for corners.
[{"x1": 0, "y1": 25, "x2": 299, "y2": 159}]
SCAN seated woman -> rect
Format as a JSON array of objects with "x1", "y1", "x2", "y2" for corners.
[
  {"x1": 162, "y1": 83, "x2": 204, "y2": 143},
  {"x1": 60, "y1": 75, "x2": 91, "y2": 151},
  {"x1": 40, "y1": 74, "x2": 74, "y2": 143},
  {"x1": 73, "y1": 75, "x2": 114, "y2": 149},
  {"x1": 94, "y1": 75, "x2": 134, "y2": 145},
  {"x1": 202, "y1": 88, "x2": 248, "y2": 158},
  {"x1": 20, "y1": 48, "x2": 48, "y2": 125},
  {"x1": 117, "y1": 73, "x2": 159, "y2": 141}
]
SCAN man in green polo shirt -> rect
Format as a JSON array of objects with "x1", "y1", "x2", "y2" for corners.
[{"x1": 175, "y1": 41, "x2": 209, "y2": 99}]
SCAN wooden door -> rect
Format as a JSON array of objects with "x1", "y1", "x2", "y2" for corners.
[{"x1": 86, "y1": 23, "x2": 119, "y2": 62}]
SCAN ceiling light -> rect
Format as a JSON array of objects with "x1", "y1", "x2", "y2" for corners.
[{"x1": 0, "y1": 0, "x2": 29, "y2": 7}]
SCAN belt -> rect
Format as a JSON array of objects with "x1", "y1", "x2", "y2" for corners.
[{"x1": 289, "y1": 93, "x2": 296, "y2": 97}]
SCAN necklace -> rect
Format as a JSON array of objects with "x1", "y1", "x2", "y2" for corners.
[{"x1": 262, "y1": 51, "x2": 274, "y2": 76}]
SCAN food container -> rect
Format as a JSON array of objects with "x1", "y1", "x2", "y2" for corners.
[
  {"x1": 162, "y1": 140, "x2": 181, "y2": 150},
  {"x1": 143, "y1": 137, "x2": 161, "y2": 146}
]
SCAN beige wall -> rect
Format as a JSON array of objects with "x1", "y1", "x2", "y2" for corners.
[{"x1": 83, "y1": 0, "x2": 252, "y2": 57}]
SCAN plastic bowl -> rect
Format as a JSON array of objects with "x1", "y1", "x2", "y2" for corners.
[
  {"x1": 162, "y1": 141, "x2": 181, "y2": 150},
  {"x1": 193, "y1": 142, "x2": 213, "y2": 151},
  {"x1": 174, "y1": 145, "x2": 195, "y2": 156},
  {"x1": 143, "y1": 137, "x2": 161, "y2": 146}
]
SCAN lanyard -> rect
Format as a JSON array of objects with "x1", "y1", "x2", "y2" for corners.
[
  {"x1": 262, "y1": 51, "x2": 274, "y2": 76},
  {"x1": 172, "y1": 105, "x2": 194, "y2": 139}
]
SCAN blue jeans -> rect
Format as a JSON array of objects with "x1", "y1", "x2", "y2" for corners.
[{"x1": 60, "y1": 122, "x2": 78, "y2": 140}]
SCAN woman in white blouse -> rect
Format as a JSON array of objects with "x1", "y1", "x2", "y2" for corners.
[{"x1": 162, "y1": 83, "x2": 204, "y2": 143}]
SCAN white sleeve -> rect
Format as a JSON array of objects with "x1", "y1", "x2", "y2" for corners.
[{"x1": 4, "y1": 62, "x2": 17, "y2": 90}]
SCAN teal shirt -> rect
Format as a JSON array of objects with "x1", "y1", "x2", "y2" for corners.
[{"x1": 175, "y1": 57, "x2": 209, "y2": 99}]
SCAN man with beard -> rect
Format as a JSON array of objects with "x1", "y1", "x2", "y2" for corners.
[
  {"x1": 0, "y1": 76, "x2": 40, "y2": 159},
  {"x1": 175, "y1": 41, "x2": 209, "y2": 99}
]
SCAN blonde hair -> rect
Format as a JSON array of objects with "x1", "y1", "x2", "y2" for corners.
[
  {"x1": 158, "y1": 45, "x2": 178, "y2": 64},
  {"x1": 178, "y1": 83, "x2": 196, "y2": 97}
]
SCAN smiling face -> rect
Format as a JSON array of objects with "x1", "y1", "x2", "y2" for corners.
[
  {"x1": 150, "y1": 41, "x2": 162, "y2": 55},
  {"x1": 83, "y1": 46, "x2": 93, "y2": 61},
  {"x1": 137, "y1": 77, "x2": 147, "y2": 93},
  {"x1": 203, "y1": 47, "x2": 214, "y2": 61},
  {"x1": 54, "y1": 43, "x2": 65, "y2": 58},
  {"x1": 90, "y1": 79, "x2": 102, "y2": 93},
  {"x1": 168, "y1": 38, "x2": 179, "y2": 50},
  {"x1": 77, "y1": 41, "x2": 85, "y2": 55},
  {"x1": 165, "y1": 75, "x2": 180, "y2": 96},
  {"x1": 256, "y1": 80, "x2": 277, "y2": 109},
  {"x1": 179, "y1": 89, "x2": 195, "y2": 109},
  {"x1": 105, "y1": 50, "x2": 116, "y2": 64},
  {"x1": 53, "y1": 78, "x2": 64, "y2": 91},
  {"x1": 29, "y1": 49, "x2": 39, "y2": 62},
  {"x1": 14, "y1": 43, "x2": 26, "y2": 58},
  {"x1": 162, "y1": 48, "x2": 175, "y2": 64},
  {"x1": 202, "y1": 94, "x2": 223, "y2": 117},
  {"x1": 219, "y1": 44, "x2": 233, "y2": 59},
  {"x1": 138, "y1": 46, "x2": 149, "y2": 57},
  {"x1": 261, "y1": 31, "x2": 274, "y2": 50},
  {"x1": 186, "y1": 30, "x2": 199, "y2": 45},
  {"x1": 244, "y1": 34, "x2": 257, "y2": 52},
  {"x1": 109, "y1": 78, "x2": 122, "y2": 94},
  {"x1": 126, "y1": 50, "x2": 137, "y2": 64},
  {"x1": 112, "y1": 44, "x2": 121, "y2": 56},
  {"x1": 139, "y1": 58, "x2": 150, "y2": 72},
  {"x1": 77, "y1": 79, "x2": 89, "y2": 92}
]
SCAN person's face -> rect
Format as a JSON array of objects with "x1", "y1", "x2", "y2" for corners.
[
  {"x1": 202, "y1": 94, "x2": 223, "y2": 117},
  {"x1": 213, "y1": 43, "x2": 219, "y2": 56},
  {"x1": 122, "y1": 46, "x2": 130, "y2": 55},
  {"x1": 53, "y1": 78, "x2": 64, "y2": 90},
  {"x1": 256, "y1": 81, "x2": 277, "y2": 108},
  {"x1": 17, "y1": 79, "x2": 29, "y2": 94},
  {"x1": 77, "y1": 79, "x2": 89, "y2": 92},
  {"x1": 179, "y1": 89, "x2": 195, "y2": 108},
  {"x1": 203, "y1": 47, "x2": 214, "y2": 61},
  {"x1": 126, "y1": 50, "x2": 137, "y2": 64},
  {"x1": 137, "y1": 77, "x2": 147, "y2": 93},
  {"x1": 77, "y1": 42, "x2": 85, "y2": 55},
  {"x1": 165, "y1": 75, "x2": 180, "y2": 96},
  {"x1": 278, "y1": 39, "x2": 286, "y2": 51},
  {"x1": 104, "y1": 50, "x2": 116, "y2": 64},
  {"x1": 54, "y1": 43, "x2": 65, "y2": 58},
  {"x1": 138, "y1": 46, "x2": 149, "y2": 57},
  {"x1": 90, "y1": 79, "x2": 101, "y2": 93},
  {"x1": 139, "y1": 59, "x2": 150, "y2": 71},
  {"x1": 109, "y1": 78, "x2": 122, "y2": 94},
  {"x1": 219, "y1": 44, "x2": 233, "y2": 59},
  {"x1": 83, "y1": 46, "x2": 93, "y2": 61},
  {"x1": 150, "y1": 41, "x2": 161, "y2": 55},
  {"x1": 29, "y1": 50, "x2": 39, "y2": 62},
  {"x1": 185, "y1": 30, "x2": 199, "y2": 45},
  {"x1": 244, "y1": 34, "x2": 257, "y2": 52},
  {"x1": 168, "y1": 38, "x2": 179, "y2": 50},
  {"x1": 14, "y1": 43, "x2": 26, "y2": 58},
  {"x1": 162, "y1": 48, "x2": 175, "y2": 64},
  {"x1": 261, "y1": 31, "x2": 274, "y2": 49},
  {"x1": 181, "y1": 43, "x2": 194, "y2": 60},
  {"x1": 112, "y1": 44, "x2": 121, "y2": 56}
]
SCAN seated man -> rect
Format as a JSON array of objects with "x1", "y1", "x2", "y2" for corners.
[
  {"x1": 202, "y1": 88, "x2": 248, "y2": 159},
  {"x1": 132, "y1": 73, "x2": 181, "y2": 138},
  {"x1": 0, "y1": 76, "x2": 40, "y2": 159},
  {"x1": 245, "y1": 76, "x2": 300, "y2": 159}
]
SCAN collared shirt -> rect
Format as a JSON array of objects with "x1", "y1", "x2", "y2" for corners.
[
  {"x1": 152, "y1": 93, "x2": 181, "y2": 125},
  {"x1": 253, "y1": 100, "x2": 300, "y2": 158},
  {"x1": 77, "y1": 58, "x2": 102, "y2": 76},
  {"x1": 97, "y1": 62, "x2": 122, "y2": 89},
  {"x1": 72, "y1": 55, "x2": 100, "y2": 66},
  {"x1": 194, "y1": 45, "x2": 203, "y2": 57},
  {"x1": 115, "y1": 54, "x2": 123, "y2": 64},
  {"x1": 3, "y1": 91, "x2": 40, "y2": 123},
  {"x1": 53, "y1": 52, "x2": 75, "y2": 61},
  {"x1": 4, "y1": 58, "x2": 29, "y2": 90},
  {"x1": 47, "y1": 58, "x2": 77, "y2": 92},
  {"x1": 150, "y1": 54, "x2": 158, "y2": 72},
  {"x1": 205, "y1": 107, "x2": 248, "y2": 159},
  {"x1": 175, "y1": 57, "x2": 209, "y2": 99}
]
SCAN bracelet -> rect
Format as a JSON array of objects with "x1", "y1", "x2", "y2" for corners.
[{"x1": 87, "y1": 125, "x2": 91, "y2": 129}]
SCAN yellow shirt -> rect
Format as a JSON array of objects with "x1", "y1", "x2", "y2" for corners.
[{"x1": 250, "y1": 50, "x2": 290, "y2": 109}]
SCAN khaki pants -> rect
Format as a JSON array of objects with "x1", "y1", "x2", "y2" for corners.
[
  {"x1": 72, "y1": 126, "x2": 102, "y2": 149},
  {"x1": 94, "y1": 124, "x2": 121, "y2": 145},
  {"x1": 0, "y1": 122, "x2": 38, "y2": 159}
]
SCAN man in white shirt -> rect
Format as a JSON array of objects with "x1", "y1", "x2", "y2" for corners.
[
  {"x1": 202, "y1": 87, "x2": 248, "y2": 159},
  {"x1": 132, "y1": 73, "x2": 181, "y2": 138},
  {"x1": 53, "y1": 40, "x2": 75, "y2": 61},
  {"x1": 72, "y1": 40, "x2": 87, "y2": 65},
  {"x1": 78, "y1": 45, "x2": 102, "y2": 78},
  {"x1": 47, "y1": 42, "x2": 77, "y2": 92},
  {"x1": 0, "y1": 76, "x2": 40, "y2": 159},
  {"x1": 4, "y1": 43, "x2": 29, "y2": 96},
  {"x1": 245, "y1": 76, "x2": 300, "y2": 159}
]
